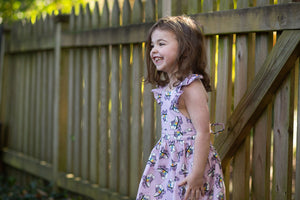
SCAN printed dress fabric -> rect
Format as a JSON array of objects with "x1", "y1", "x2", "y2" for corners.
[{"x1": 136, "y1": 74, "x2": 225, "y2": 200}]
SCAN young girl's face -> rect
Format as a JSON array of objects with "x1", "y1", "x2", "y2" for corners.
[{"x1": 150, "y1": 28, "x2": 179, "y2": 75}]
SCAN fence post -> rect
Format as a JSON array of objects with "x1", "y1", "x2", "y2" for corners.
[
  {"x1": 53, "y1": 14, "x2": 68, "y2": 189},
  {"x1": 0, "y1": 24, "x2": 2, "y2": 172},
  {"x1": 0, "y1": 24, "x2": 6, "y2": 116}
]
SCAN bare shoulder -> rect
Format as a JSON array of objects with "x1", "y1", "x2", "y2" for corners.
[{"x1": 182, "y1": 79, "x2": 208, "y2": 102}]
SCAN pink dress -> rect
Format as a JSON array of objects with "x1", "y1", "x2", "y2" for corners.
[{"x1": 136, "y1": 74, "x2": 225, "y2": 200}]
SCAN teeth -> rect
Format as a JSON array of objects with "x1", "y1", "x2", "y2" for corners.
[{"x1": 155, "y1": 57, "x2": 162, "y2": 62}]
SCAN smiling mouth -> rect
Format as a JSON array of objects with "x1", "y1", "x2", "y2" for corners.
[{"x1": 153, "y1": 56, "x2": 163, "y2": 63}]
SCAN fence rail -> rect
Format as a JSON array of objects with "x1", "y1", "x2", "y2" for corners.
[{"x1": 0, "y1": 0, "x2": 300, "y2": 199}]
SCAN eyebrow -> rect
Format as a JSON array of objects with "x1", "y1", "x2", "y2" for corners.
[{"x1": 151, "y1": 39, "x2": 168, "y2": 43}]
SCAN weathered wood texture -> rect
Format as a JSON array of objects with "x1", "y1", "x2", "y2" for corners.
[
  {"x1": 231, "y1": 1, "x2": 252, "y2": 199},
  {"x1": 0, "y1": 1, "x2": 299, "y2": 199}
]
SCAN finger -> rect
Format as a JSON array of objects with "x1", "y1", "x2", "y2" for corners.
[
  {"x1": 195, "y1": 189, "x2": 200, "y2": 199},
  {"x1": 178, "y1": 179, "x2": 187, "y2": 186},
  {"x1": 190, "y1": 189, "x2": 196, "y2": 200},
  {"x1": 183, "y1": 187, "x2": 191, "y2": 200},
  {"x1": 200, "y1": 186, "x2": 205, "y2": 196}
]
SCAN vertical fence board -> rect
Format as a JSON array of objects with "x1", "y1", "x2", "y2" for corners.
[
  {"x1": 252, "y1": 104, "x2": 272, "y2": 200},
  {"x1": 15, "y1": 57, "x2": 22, "y2": 152},
  {"x1": 130, "y1": 43, "x2": 143, "y2": 197},
  {"x1": 35, "y1": 52, "x2": 42, "y2": 159},
  {"x1": 203, "y1": 0, "x2": 217, "y2": 12},
  {"x1": 41, "y1": 52, "x2": 47, "y2": 161},
  {"x1": 0, "y1": 26, "x2": 4, "y2": 109},
  {"x1": 29, "y1": 53, "x2": 36, "y2": 157},
  {"x1": 73, "y1": 46, "x2": 82, "y2": 176},
  {"x1": 67, "y1": 7, "x2": 75, "y2": 173},
  {"x1": 81, "y1": 4, "x2": 91, "y2": 181},
  {"x1": 48, "y1": 15, "x2": 55, "y2": 164},
  {"x1": 73, "y1": 6, "x2": 83, "y2": 176},
  {"x1": 272, "y1": 74, "x2": 294, "y2": 200},
  {"x1": 119, "y1": 0, "x2": 131, "y2": 196},
  {"x1": 23, "y1": 54, "x2": 30, "y2": 155},
  {"x1": 252, "y1": 0, "x2": 273, "y2": 197},
  {"x1": 99, "y1": 0, "x2": 110, "y2": 188},
  {"x1": 53, "y1": 19, "x2": 62, "y2": 185},
  {"x1": 9, "y1": 59, "x2": 16, "y2": 151},
  {"x1": 142, "y1": 0, "x2": 155, "y2": 174},
  {"x1": 129, "y1": 0, "x2": 143, "y2": 197},
  {"x1": 187, "y1": 0, "x2": 201, "y2": 14},
  {"x1": 47, "y1": 51, "x2": 54, "y2": 163},
  {"x1": 215, "y1": 2, "x2": 233, "y2": 199},
  {"x1": 155, "y1": 0, "x2": 162, "y2": 144},
  {"x1": 296, "y1": 59, "x2": 300, "y2": 200},
  {"x1": 110, "y1": 0, "x2": 121, "y2": 192},
  {"x1": 202, "y1": 0, "x2": 217, "y2": 131},
  {"x1": 0, "y1": 52, "x2": 11, "y2": 149},
  {"x1": 89, "y1": 2, "x2": 100, "y2": 184},
  {"x1": 232, "y1": 1, "x2": 252, "y2": 199}
]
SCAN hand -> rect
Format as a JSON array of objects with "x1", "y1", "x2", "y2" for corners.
[{"x1": 178, "y1": 173, "x2": 205, "y2": 200}]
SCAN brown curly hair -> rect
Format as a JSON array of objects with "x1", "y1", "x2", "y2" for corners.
[{"x1": 145, "y1": 15, "x2": 211, "y2": 92}]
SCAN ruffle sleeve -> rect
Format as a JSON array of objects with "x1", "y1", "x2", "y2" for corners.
[
  {"x1": 151, "y1": 87, "x2": 163, "y2": 104},
  {"x1": 174, "y1": 74, "x2": 203, "y2": 104}
]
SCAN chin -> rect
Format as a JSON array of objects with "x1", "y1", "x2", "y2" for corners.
[{"x1": 155, "y1": 66, "x2": 166, "y2": 72}]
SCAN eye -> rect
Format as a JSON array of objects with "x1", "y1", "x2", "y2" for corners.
[{"x1": 159, "y1": 42, "x2": 165, "y2": 46}]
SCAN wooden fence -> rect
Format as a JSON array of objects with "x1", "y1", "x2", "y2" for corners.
[{"x1": 0, "y1": 0, "x2": 300, "y2": 199}]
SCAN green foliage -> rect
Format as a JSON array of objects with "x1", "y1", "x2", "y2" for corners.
[
  {"x1": 0, "y1": 0, "x2": 91, "y2": 24},
  {"x1": 0, "y1": 175, "x2": 70, "y2": 199}
]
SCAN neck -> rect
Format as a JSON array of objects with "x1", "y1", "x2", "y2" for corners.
[{"x1": 168, "y1": 75, "x2": 177, "y2": 89}]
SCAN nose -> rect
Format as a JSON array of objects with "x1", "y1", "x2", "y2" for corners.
[{"x1": 150, "y1": 46, "x2": 157, "y2": 55}]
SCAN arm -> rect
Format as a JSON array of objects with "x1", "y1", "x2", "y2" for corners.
[{"x1": 178, "y1": 80, "x2": 211, "y2": 200}]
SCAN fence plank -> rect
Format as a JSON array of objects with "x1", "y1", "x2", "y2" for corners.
[
  {"x1": 203, "y1": 0, "x2": 217, "y2": 12},
  {"x1": 272, "y1": 72, "x2": 294, "y2": 200},
  {"x1": 47, "y1": 51, "x2": 54, "y2": 163},
  {"x1": 215, "y1": 2, "x2": 233, "y2": 199},
  {"x1": 232, "y1": 1, "x2": 252, "y2": 199},
  {"x1": 35, "y1": 51, "x2": 42, "y2": 159},
  {"x1": 202, "y1": 0, "x2": 216, "y2": 135},
  {"x1": 81, "y1": 4, "x2": 91, "y2": 181},
  {"x1": 0, "y1": 26, "x2": 5, "y2": 108},
  {"x1": 53, "y1": 17, "x2": 63, "y2": 185},
  {"x1": 252, "y1": 1, "x2": 273, "y2": 197},
  {"x1": 232, "y1": 4, "x2": 250, "y2": 199},
  {"x1": 29, "y1": 53, "x2": 36, "y2": 157},
  {"x1": 119, "y1": 0, "x2": 131, "y2": 196},
  {"x1": 16, "y1": 57, "x2": 22, "y2": 152},
  {"x1": 256, "y1": 0, "x2": 274, "y2": 5},
  {"x1": 89, "y1": 2, "x2": 100, "y2": 184},
  {"x1": 73, "y1": 47, "x2": 81, "y2": 176},
  {"x1": 142, "y1": 0, "x2": 155, "y2": 175},
  {"x1": 187, "y1": 0, "x2": 201, "y2": 14},
  {"x1": 99, "y1": 0, "x2": 110, "y2": 188},
  {"x1": 252, "y1": 104, "x2": 272, "y2": 200},
  {"x1": 109, "y1": 0, "x2": 121, "y2": 192},
  {"x1": 23, "y1": 54, "x2": 30, "y2": 155},
  {"x1": 67, "y1": 6, "x2": 75, "y2": 173},
  {"x1": 73, "y1": 6, "x2": 83, "y2": 177},
  {"x1": 41, "y1": 52, "x2": 47, "y2": 161},
  {"x1": 129, "y1": 1, "x2": 143, "y2": 197},
  {"x1": 296, "y1": 59, "x2": 300, "y2": 200}
]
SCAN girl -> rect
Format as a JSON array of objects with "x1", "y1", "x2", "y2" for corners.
[{"x1": 137, "y1": 16, "x2": 225, "y2": 200}]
